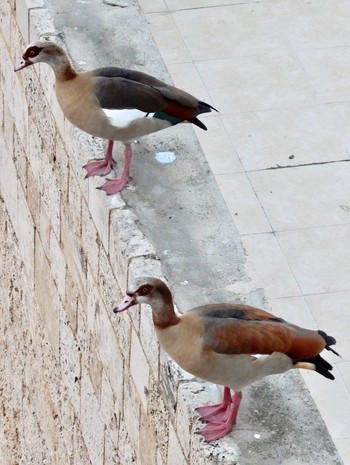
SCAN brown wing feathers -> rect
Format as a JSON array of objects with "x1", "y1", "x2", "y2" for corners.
[
  {"x1": 197, "y1": 303, "x2": 336, "y2": 361},
  {"x1": 91, "y1": 67, "x2": 217, "y2": 125}
]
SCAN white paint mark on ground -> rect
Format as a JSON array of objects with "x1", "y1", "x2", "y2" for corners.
[{"x1": 155, "y1": 152, "x2": 176, "y2": 164}]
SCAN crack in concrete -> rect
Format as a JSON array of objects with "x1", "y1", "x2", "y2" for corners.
[{"x1": 264, "y1": 158, "x2": 350, "y2": 171}]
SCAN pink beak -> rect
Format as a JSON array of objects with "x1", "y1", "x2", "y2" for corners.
[
  {"x1": 113, "y1": 294, "x2": 136, "y2": 313},
  {"x1": 14, "y1": 58, "x2": 31, "y2": 72}
]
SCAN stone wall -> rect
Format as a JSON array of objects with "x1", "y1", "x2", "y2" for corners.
[{"x1": 0, "y1": 1, "x2": 220, "y2": 464}]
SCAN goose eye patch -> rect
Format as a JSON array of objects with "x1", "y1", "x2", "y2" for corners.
[
  {"x1": 25, "y1": 46, "x2": 42, "y2": 59},
  {"x1": 137, "y1": 284, "x2": 153, "y2": 296}
]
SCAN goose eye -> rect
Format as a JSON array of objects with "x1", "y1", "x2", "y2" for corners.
[
  {"x1": 29, "y1": 50, "x2": 36, "y2": 57},
  {"x1": 137, "y1": 285, "x2": 151, "y2": 296}
]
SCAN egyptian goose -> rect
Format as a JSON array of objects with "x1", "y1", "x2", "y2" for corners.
[
  {"x1": 15, "y1": 40, "x2": 217, "y2": 194},
  {"x1": 114, "y1": 277, "x2": 339, "y2": 442}
]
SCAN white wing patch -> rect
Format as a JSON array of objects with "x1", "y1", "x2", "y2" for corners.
[{"x1": 103, "y1": 108, "x2": 154, "y2": 128}]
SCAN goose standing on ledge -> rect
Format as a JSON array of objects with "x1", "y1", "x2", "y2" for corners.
[
  {"x1": 114, "y1": 277, "x2": 339, "y2": 442},
  {"x1": 15, "y1": 40, "x2": 217, "y2": 194}
]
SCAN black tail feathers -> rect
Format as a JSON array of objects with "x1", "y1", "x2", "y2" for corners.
[
  {"x1": 190, "y1": 102, "x2": 218, "y2": 131},
  {"x1": 298, "y1": 331, "x2": 340, "y2": 380}
]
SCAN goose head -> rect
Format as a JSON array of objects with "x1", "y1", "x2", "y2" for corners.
[
  {"x1": 113, "y1": 277, "x2": 174, "y2": 315},
  {"x1": 15, "y1": 41, "x2": 65, "y2": 70}
]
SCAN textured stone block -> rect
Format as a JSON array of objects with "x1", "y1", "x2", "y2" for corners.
[
  {"x1": 67, "y1": 126, "x2": 96, "y2": 203},
  {"x1": 21, "y1": 379, "x2": 55, "y2": 464},
  {"x1": 3, "y1": 98, "x2": 14, "y2": 157},
  {"x1": 67, "y1": 169, "x2": 83, "y2": 238},
  {"x1": 10, "y1": 8, "x2": 25, "y2": 57},
  {"x1": 130, "y1": 326, "x2": 150, "y2": 412},
  {"x1": 49, "y1": 227, "x2": 67, "y2": 299},
  {"x1": 118, "y1": 424, "x2": 137, "y2": 465},
  {"x1": 73, "y1": 415, "x2": 94, "y2": 465},
  {"x1": 110, "y1": 298, "x2": 133, "y2": 363},
  {"x1": 26, "y1": 162, "x2": 41, "y2": 226},
  {"x1": 61, "y1": 210, "x2": 87, "y2": 304},
  {"x1": 0, "y1": 88, "x2": 4, "y2": 129},
  {"x1": 148, "y1": 375, "x2": 170, "y2": 464},
  {"x1": 104, "y1": 430, "x2": 121, "y2": 465},
  {"x1": 167, "y1": 422, "x2": 187, "y2": 465},
  {"x1": 13, "y1": 128, "x2": 28, "y2": 192},
  {"x1": 0, "y1": 0, "x2": 12, "y2": 45},
  {"x1": 64, "y1": 270, "x2": 79, "y2": 335},
  {"x1": 77, "y1": 297, "x2": 90, "y2": 358},
  {"x1": 94, "y1": 304, "x2": 125, "y2": 412},
  {"x1": 1, "y1": 42, "x2": 15, "y2": 113},
  {"x1": 80, "y1": 372, "x2": 104, "y2": 465},
  {"x1": 109, "y1": 209, "x2": 157, "y2": 289},
  {"x1": 60, "y1": 310, "x2": 81, "y2": 414},
  {"x1": 16, "y1": 0, "x2": 44, "y2": 43},
  {"x1": 123, "y1": 375, "x2": 141, "y2": 454},
  {"x1": 175, "y1": 382, "x2": 208, "y2": 459},
  {"x1": 86, "y1": 273, "x2": 99, "y2": 333},
  {"x1": 87, "y1": 175, "x2": 111, "y2": 253},
  {"x1": 34, "y1": 232, "x2": 60, "y2": 354},
  {"x1": 58, "y1": 386, "x2": 76, "y2": 463},
  {"x1": 28, "y1": 6, "x2": 55, "y2": 42},
  {"x1": 139, "y1": 411, "x2": 157, "y2": 465},
  {"x1": 159, "y1": 351, "x2": 189, "y2": 418},
  {"x1": 100, "y1": 371, "x2": 119, "y2": 442},
  {"x1": 128, "y1": 257, "x2": 164, "y2": 284},
  {"x1": 0, "y1": 137, "x2": 18, "y2": 236},
  {"x1": 98, "y1": 246, "x2": 117, "y2": 311},
  {"x1": 41, "y1": 167, "x2": 61, "y2": 242},
  {"x1": 27, "y1": 121, "x2": 50, "y2": 192},
  {"x1": 139, "y1": 302, "x2": 160, "y2": 378},
  {"x1": 16, "y1": 178, "x2": 35, "y2": 285},
  {"x1": 54, "y1": 133, "x2": 69, "y2": 201},
  {"x1": 39, "y1": 197, "x2": 51, "y2": 256},
  {"x1": 81, "y1": 202, "x2": 100, "y2": 282},
  {"x1": 88, "y1": 338, "x2": 103, "y2": 399}
]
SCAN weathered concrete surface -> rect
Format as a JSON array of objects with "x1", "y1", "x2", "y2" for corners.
[{"x1": 0, "y1": 0, "x2": 343, "y2": 463}]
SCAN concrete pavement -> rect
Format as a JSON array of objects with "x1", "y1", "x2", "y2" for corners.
[{"x1": 141, "y1": 0, "x2": 350, "y2": 462}]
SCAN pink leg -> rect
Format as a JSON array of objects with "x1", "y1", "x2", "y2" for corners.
[
  {"x1": 83, "y1": 140, "x2": 116, "y2": 177},
  {"x1": 98, "y1": 144, "x2": 132, "y2": 195},
  {"x1": 196, "y1": 386, "x2": 233, "y2": 422},
  {"x1": 197, "y1": 389, "x2": 242, "y2": 443}
]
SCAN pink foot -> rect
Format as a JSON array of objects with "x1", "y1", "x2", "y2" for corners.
[
  {"x1": 196, "y1": 389, "x2": 242, "y2": 442},
  {"x1": 83, "y1": 140, "x2": 116, "y2": 178},
  {"x1": 97, "y1": 176, "x2": 130, "y2": 195},
  {"x1": 198, "y1": 419, "x2": 236, "y2": 443},
  {"x1": 196, "y1": 386, "x2": 233, "y2": 422},
  {"x1": 97, "y1": 143, "x2": 133, "y2": 195},
  {"x1": 83, "y1": 158, "x2": 116, "y2": 178},
  {"x1": 196, "y1": 403, "x2": 232, "y2": 422}
]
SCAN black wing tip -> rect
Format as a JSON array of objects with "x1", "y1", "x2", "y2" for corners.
[
  {"x1": 189, "y1": 117, "x2": 208, "y2": 130},
  {"x1": 318, "y1": 330, "x2": 340, "y2": 357},
  {"x1": 301, "y1": 355, "x2": 335, "y2": 380},
  {"x1": 198, "y1": 101, "x2": 218, "y2": 114},
  {"x1": 317, "y1": 365, "x2": 335, "y2": 380}
]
